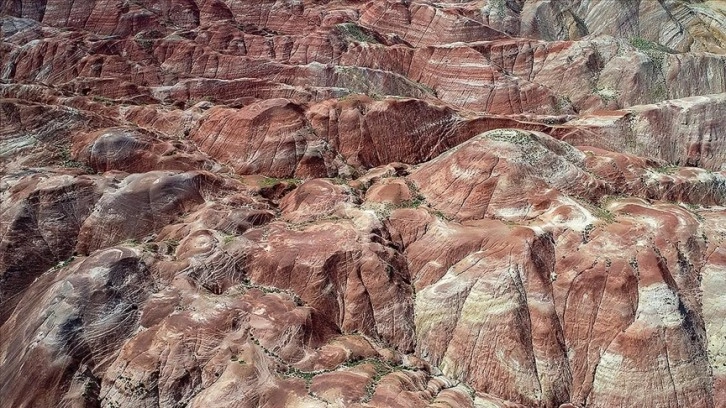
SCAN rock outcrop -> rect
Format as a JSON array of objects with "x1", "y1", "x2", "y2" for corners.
[{"x1": 2, "y1": 1, "x2": 726, "y2": 407}]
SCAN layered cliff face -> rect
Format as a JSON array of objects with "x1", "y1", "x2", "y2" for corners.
[{"x1": 1, "y1": 1, "x2": 726, "y2": 407}]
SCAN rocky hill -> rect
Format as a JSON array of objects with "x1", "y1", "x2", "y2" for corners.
[{"x1": 1, "y1": 1, "x2": 726, "y2": 407}]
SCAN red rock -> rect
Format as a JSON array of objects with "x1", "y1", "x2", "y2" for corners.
[
  {"x1": 279, "y1": 179, "x2": 353, "y2": 223},
  {"x1": 365, "y1": 178, "x2": 414, "y2": 206},
  {"x1": 407, "y1": 129, "x2": 604, "y2": 222},
  {"x1": 359, "y1": 1, "x2": 508, "y2": 47},
  {"x1": 75, "y1": 171, "x2": 219, "y2": 254},
  {"x1": 310, "y1": 365, "x2": 375, "y2": 404},
  {"x1": 72, "y1": 126, "x2": 211, "y2": 173},
  {"x1": 2, "y1": 1, "x2": 726, "y2": 407},
  {"x1": 245, "y1": 220, "x2": 415, "y2": 351},
  {"x1": 411, "y1": 219, "x2": 570, "y2": 407},
  {"x1": 191, "y1": 98, "x2": 337, "y2": 178}
]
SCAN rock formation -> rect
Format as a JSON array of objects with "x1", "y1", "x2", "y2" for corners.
[{"x1": 2, "y1": 1, "x2": 726, "y2": 407}]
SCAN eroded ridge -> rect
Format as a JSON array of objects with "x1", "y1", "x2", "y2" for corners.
[{"x1": 2, "y1": 1, "x2": 726, "y2": 407}]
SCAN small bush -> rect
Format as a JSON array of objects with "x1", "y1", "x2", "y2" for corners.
[
  {"x1": 260, "y1": 177, "x2": 300, "y2": 187},
  {"x1": 653, "y1": 164, "x2": 678, "y2": 175},
  {"x1": 58, "y1": 147, "x2": 92, "y2": 171},
  {"x1": 593, "y1": 208, "x2": 616, "y2": 224},
  {"x1": 630, "y1": 37, "x2": 659, "y2": 51}
]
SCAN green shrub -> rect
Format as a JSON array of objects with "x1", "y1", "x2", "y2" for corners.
[{"x1": 337, "y1": 23, "x2": 379, "y2": 44}]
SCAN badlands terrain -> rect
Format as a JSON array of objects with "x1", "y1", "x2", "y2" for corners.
[{"x1": 1, "y1": 0, "x2": 726, "y2": 407}]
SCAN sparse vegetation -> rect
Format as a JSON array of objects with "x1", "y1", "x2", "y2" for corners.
[
  {"x1": 368, "y1": 202, "x2": 394, "y2": 220},
  {"x1": 114, "y1": 374, "x2": 148, "y2": 398},
  {"x1": 487, "y1": 129, "x2": 533, "y2": 145},
  {"x1": 582, "y1": 223, "x2": 595, "y2": 243},
  {"x1": 260, "y1": 177, "x2": 301, "y2": 187},
  {"x1": 340, "y1": 358, "x2": 409, "y2": 402},
  {"x1": 186, "y1": 95, "x2": 217, "y2": 108},
  {"x1": 337, "y1": 23, "x2": 379, "y2": 44},
  {"x1": 121, "y1": 238, "x2": 140, "y2": 247},
  {"x1": 650, "y1": 84, "x2": 668, "y2": 101},
  {"x1": 628, "y1": 37, "x2": 673, "y2": 100},
  {"x1": 414, "y1": 81, "x2": 437, "y2": 96},
  {"x1": 433, "y1": 210, "x2": 450, "y2": 220},
  {"x1": 230, "y1": 355, "x2": 246, "y2": 365},
  {"x1": 684, "y1": 203, "x2": 706, "y2": 222},
  {"x1": 630, "y1": 37, "x2": 657, "y2": 52},
  {"x1": 593, "y1": 207, "x2": 616, "y2": 224},
  {"x1": 554, "y1": 95, "x2": 573, "y2": 114},
  {"x1": 55, "y1": 256, "x2": 75, "y2": 269},
  {"x1": 628, "y1": 257, "x2": 639, "y2": 273},
  {"x1": 625, "y1": 37, "x2": 677, "y2": 99},
  {"x1": 490, "y1": 0, "x2": 507, "y2": 18},
  {"x1": 594, "y1": 86, "x2": 618, "y2": 102},
  {"x1": 336, "y1": 92, "x2": 359, "y2": 102},
  {"x1": 91, "y1": 95, "x2": 115, "y2": 106},
  {"x1": 285, "y1": 367, "x2": 316, "y2": 383},
  {"x1": 401, "y1": 180, "x2": 426, "y2": 208},
  {"x1": 623, "y1": 113, "x2": 639, "y2": 149},
  {"x1": 629, "y1": 37, "x2": 674, "y2": 54},
  {"x1": 399, "y1": 196, "x2": 424, "y2": 208},
  {"x1": 236, "y1": 279, "x2": 305, "y2": 306},
  {"x1": 166, "y1": 239, "x2": 180, "y2": 252},
  {"x1": 599, "y1": 194, "x2": 622, "y2": 208},
  {"x1": 365, "y1": 360, "x2": 398, "y2": 401},
  {"x1": 136, "y1": 37, "x2": 154, "y2": 50},
  {"x1": 653, "y1": 164, "x2": 679, "y2": 175},
  {"x1": 58, "y1": 147, "x2": 92, "y2": 171},
  {"x1": 330, "y1": 176, "x2": 349, "y2": 185}
]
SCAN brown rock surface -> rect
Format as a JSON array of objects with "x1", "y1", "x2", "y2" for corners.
[{"x1": 2, "y1": 1, "x2": 726, "y2": 407}]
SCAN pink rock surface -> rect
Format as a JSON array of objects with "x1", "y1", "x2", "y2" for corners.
[{"x1": 2, "y1": 1, "x2": 726, "y2": 407}]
